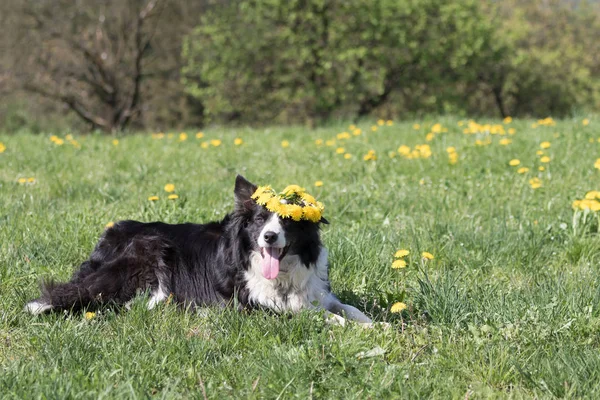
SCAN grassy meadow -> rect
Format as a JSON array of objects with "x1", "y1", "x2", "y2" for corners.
[{"x1": 1, "y1": 117, "x2": 600, "y2": 398}]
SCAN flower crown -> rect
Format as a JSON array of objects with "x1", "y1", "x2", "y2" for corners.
[{"x1": 251, "y1": 184, "x2": 325, "y2": 223}]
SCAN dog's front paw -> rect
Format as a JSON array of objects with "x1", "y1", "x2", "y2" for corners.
[{"x1": 358, "y1": 321, "x2": 391, "y2": 330}]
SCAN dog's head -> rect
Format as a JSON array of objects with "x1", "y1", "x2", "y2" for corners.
[{"x1": 233, "y1": 175, "x2": 327, "y2": 280}]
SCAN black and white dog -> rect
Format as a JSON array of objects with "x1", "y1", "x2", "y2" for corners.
[{"x1": 25, "y1": 175, "x2": 372, "y2": 325}]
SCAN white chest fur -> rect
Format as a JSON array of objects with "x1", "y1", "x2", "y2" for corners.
[{"x1": 245, "y1": 247, "x2": 334, "y2": 312}]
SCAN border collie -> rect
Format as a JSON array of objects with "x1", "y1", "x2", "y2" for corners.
[{"x1": 25, "y1": 175, "x2": 372, "y2": 325}]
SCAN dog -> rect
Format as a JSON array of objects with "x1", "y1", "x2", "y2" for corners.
[{"x1": 25, "y1": 175, "x2": 373, "y2": 326}]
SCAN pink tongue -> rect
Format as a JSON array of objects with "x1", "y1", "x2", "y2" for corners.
[{"x1": 262, "y1": 247, "x2": 281, "y2": 280}]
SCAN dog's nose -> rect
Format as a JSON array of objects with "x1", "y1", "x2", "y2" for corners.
[{"x1": 263, "y1": 231, "x2": 278, "y2": 244}]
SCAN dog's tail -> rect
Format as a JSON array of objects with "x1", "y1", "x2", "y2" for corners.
[{"x1": 24, "y1": 280, "x2": 97, "y2": 315}]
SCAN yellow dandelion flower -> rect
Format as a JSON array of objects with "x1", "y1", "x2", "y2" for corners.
[
  {"x1": 583, "y1": 119, "x2": 590, "y2": 126},
  {"x1": 398, "y1": 145, "x2": 411, "y2": 155},
  {"x1": 179, "y1": 133, "x2": 188, "y2": 141},
  {"x1": 449, "y1": 153, "x2": 458, "y2": 165},
  {"x1": 386, "y1": 120, "x2": 393, "y2": 126},
  {"x1": 315, "y1": 139, "x2": 324, "y2": 145},
  {"x1": 65, "y1": 134, "x2": 73, "y2": 140},
  {"x1": 112, "y1": 139, "x2": 119, "y2": 146},
  {"x1": 336, "y1": 132, "x2": 351, "y2": 140},
  {"x1": 314, "y1": 180, "x2": 323, "y2": 187},
  {"x1": 234, "y1": 138, "x2": 243, "y2": 145},
  {"x1": 251, "y1": 185, "x2": 270, "y2": 199},
  {"x1": 585, "y1": 191, "x2": 600, "y2": 200},
  {"x1": 377, "y1": 119, "x2": 385, "y2": 126},
  {"x1": 394, "y1": 249, "x2": 410, "y2": 258},
  {"x1": 210, "y1": 139, "x2": 222, "y2": 147},
  {"x1": 446, "y1": 147, "x2": 456, "y2": 153},
  {"x1": 509, "y1": 159, "x2": 520, "y2": 166},
  {"x1": 196, "y1": 132, "x2": 204, "y2": 139},
  {"x1": 336, "y1": 147, "x2": 345, "y2": 154},
  {"x1": 54, "y1": 138, "x2": 64, "y2": 145},
  {"x1": 371, "y1": 126, "x2": 378, "y2": 132},
  {"x1": 595, "y1": 158, "x2": 600, "y2": 169},
  {"x1": 536, "y1": 150, "x2": 544, "y2": 156},
  {"x1": 349, "y1": 124, "x2": 356, "y2": 130},
  {"x1": 27, "y1": 177, "x2": 35, "y2": 183},
  {"x1": 105, "y1": 222, "x2": 115, "y2": 229},
  {"x1": 425, "y1": 133, "x2": 434, "y2": 141},
  {"x1": 508, "y1": 128, "x2": 516, "y2": 135},
  {"x1": 353, "y1": 129, "x2": 362, "y2": 136},
  {"x1": 164, "y1": 183, "x2": 175, "y2": 193},
  {"x1": 300, "y1": 192, "x2": 317, "y2": 205},
  {"x1": 201, "y1": 142, "x2": 209, "y2": 149},
  {"x1": 282, "y1": 185, "x2": 305, "y2": 196},
  {"x1": 590, "y1": 201, "x2": 600, "y2": 211},
  {"x1": 388, "y1": 151, "x2": 396, "y2": 158},
  {"x1": 499, "y1": 138, "x2": 512, "y2": 145},
  {"x1": 363, "y1": 150, "x2": 377, "y2": 161},
  {"x1": 344, "y1": 153, "x2": 352, "y2": 159},
  {"x1": 539, "y1": 166, "x2": 545, "y2": 171},
  {"x1": 256, "y1": 192, "x2": 273, "y2": 206},
  {"x1": 148, "y1": 195, "x2": 159, "y2": 201},
  {"x1": 390, "y1": 302, "x2": 407, "y2": 313},
  {"x1": 413, "y1": 124, "x2": 421, "y2": 130},
  {"x1": 572, "y1": 200, "x2": 582, "y2": 209},
  {"x1": 168, "y1": 194, "x2": 179, "y2": 200},
  {"x1": 422, "y1": 251, "x2": 434, "y2": 260},
  {"x1": 266, "y1": 197, "x2": 281, "y2": 212},
  {"x1": 517, "y1": 167, "x2": 529, "y2": 174},
  {"x1": 281, "y1": 140, "x2": 290, "y2": 148},
  {"x1": 277, "y1": 204, "x2": 293, "y2": 218},
  {"x1": 286, "y1": 204, "x2": 303, "y2": 221},
  {"x1": 503, "y1": 116, "x2": 513, "y2": 124},
  {"x1": 529, "y1": 177, "x2": 542, "y2": 189},
  {"x1": 0, "y1": 142, "x2": 5, "y2": 153},
  {"x1": 540, "y1": 141, "x2": 551, "y2": 149},
  {"x1": 325, "y1": 139, "x2": 335, "y2": 146},
  {"x1": 540, "y1": 156, "x2": 551, "y2": 163},
  {"x1": 316, "y1": 201, "x2": 325, "y2": 211},
  {"x1": 303, "y1": 205, "x2": 322, "y2": 223},
  {"x1": 392, "y1": 259, "x2": 407, "y2": 269},
  {"x1": 85, "y1": 312, "x2": 96, "y2": 320},
  {"x1": 18, "y1": 178, "x2": 27, "y2": 184}
]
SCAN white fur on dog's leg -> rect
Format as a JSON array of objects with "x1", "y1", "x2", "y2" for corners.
[
  {"x1": 326, "y1": 299, "x2": 372, "y2": 324},
  {"x1": 147, "y1": 283, "x2": 169, "y2": 310},
  {"x1": 358, "y1": 321, "x2": 391, "y2": 330},
  {"x1": 325, "y1": 312, "x2": 346, "y2": 327},
  {"x1": 24, "y1": 301, "x2": 53, "y2": 315}
]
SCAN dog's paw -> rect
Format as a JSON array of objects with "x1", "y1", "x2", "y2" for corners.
[{"x1": 358, "y1": 321, "x2": 391, "y2": 330}]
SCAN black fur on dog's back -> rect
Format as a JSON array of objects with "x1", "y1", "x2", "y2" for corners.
[
  {"x1": 37, "y1": 218, "x2": 252, "y2": 312},
  {"x1": 28, "y1": 175, "x2": 267, "y2": 313}
]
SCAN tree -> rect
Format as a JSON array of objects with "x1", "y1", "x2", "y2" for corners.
[{"x1": 3, "y1": 0, "x2": 211, "y2": 132}]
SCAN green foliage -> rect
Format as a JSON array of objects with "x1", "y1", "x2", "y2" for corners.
[
  {"x1": 182, "y1": 0, "x2": 494, "y2": 124},
  {"x1": 182, "y1": 0, "x2": 600, "y2": 125}
]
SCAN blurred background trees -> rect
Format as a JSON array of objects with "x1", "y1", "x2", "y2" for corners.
[{"x1": 1, "y1": 0, "x2": 599, "y2": 133}]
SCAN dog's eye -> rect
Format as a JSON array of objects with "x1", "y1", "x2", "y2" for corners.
[{"x1": 255, "y1": 216, "x2": 265, "y2": 224}]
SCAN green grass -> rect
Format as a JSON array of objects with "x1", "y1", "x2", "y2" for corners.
[{"x1": 1, "y1": 117, "x2": 600, "y2": 398}]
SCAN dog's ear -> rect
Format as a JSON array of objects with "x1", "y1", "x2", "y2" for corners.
[
  {"x1": 234, "y1": 175, "x2": 257, "y2": 209},
  {"x1": 320, "y1": 216, "x2": 329, "y2": 225}
]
